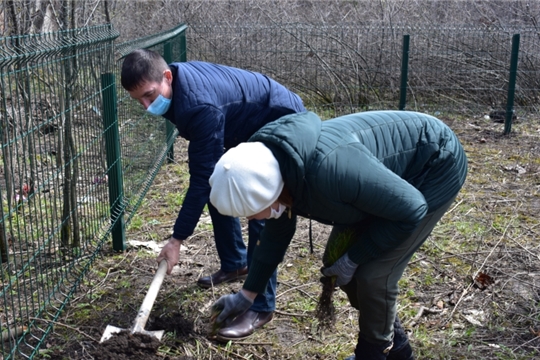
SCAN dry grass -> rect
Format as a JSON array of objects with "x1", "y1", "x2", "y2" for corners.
[{"x1": 41, "y1": 113, "x2": 540, "y2": 359}]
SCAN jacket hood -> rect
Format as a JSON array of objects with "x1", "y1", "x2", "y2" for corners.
[{"x1": 249, "y1": 111, "x2": 322, "y2": 196}]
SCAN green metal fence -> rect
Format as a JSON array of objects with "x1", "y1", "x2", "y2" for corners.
[
  {"x1": 112, "y1": 24, "x2": 187, "y2": 250},
  {"x1": 0, "y1": 23, "x2": 187, "y2": 359},
  {"x1": 188, "y1": 23, "x2": 540, "y2": 124}
]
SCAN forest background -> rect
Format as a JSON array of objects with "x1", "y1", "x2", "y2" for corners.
[{"x1": 2, "y1": 0, "x2": 540, "y2": 40}]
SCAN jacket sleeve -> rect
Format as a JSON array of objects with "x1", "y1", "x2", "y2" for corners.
[
  {"x1": 243, "y1": 213, "x2": 297, "y2": 293},
  {"x1": 172, "y1": 105, "x2": 226, "y2": 240},
  {"x1": 322, "y1": 144, "x2": 429, "y2": 265}
]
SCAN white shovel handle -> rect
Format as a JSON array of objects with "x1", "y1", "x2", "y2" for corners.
[{"x1": 131, "y1": 259, "x2": 168, "y2": 334}]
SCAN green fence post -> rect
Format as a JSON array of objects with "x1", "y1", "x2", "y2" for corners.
[
  {"x1": 101, "y1": 73, "x2": 126, "y2": 251},
  {"x1": 504, "y1": 34, "x2": 520, "y2": 135},
  {"x1": 163, "y1": 42, "x2": 175, "y2": 163},
  {"x1": 399, "y1": 35, "x2": 410, "y2": 110},
  {"x1": 179, "y1": 30, "x2": 187, "y2": 62}
]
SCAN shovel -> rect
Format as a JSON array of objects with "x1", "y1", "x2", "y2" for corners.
[{"x1": 100, "y1": 259, "x2": 168, "y2": 343}]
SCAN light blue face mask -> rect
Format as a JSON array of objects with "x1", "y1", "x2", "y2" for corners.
[{"x1": 146, "y1": 94, "x2": 171, "y2": 116}]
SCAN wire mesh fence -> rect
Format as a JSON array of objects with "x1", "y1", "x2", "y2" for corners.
[
  {"x1": 115, "y1": 24, "x2": 187, "y2": 230},
  {"x1": 0, "y1": 25, "x2": 118, "y2": 359},
  {"x1": 0, "y1": 24, "x2": 187, "y2": 359},
  {"x1": 188, "y1": 23, "x2": 540, "y2": 119}
]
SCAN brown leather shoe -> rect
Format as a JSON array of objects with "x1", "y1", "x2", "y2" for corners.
[
  {"x1": 197, "y1": 267, "x2": 248, "y2": 288},
  {"x1": 216, "y1": 310, "x2": 274, "y2": 341}
]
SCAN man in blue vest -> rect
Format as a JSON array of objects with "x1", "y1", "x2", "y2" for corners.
[{"x1": 121, "y1": 49, "x2": 305, "y2": 340}]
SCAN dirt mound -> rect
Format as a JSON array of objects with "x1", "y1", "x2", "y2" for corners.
[
  {"x1": 92, "y1": 331, "x2": 161, "y2": 360},
  {"x1": 90, "y1": 312, "x2": 199, "y2": 360},
  {"x1": 152, "y1": 313, "x2": 195, "y2": 337}
]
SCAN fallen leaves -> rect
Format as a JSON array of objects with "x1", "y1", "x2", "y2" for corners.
[{"x1": 473, "y1": 272, "x2": 495, "y2": 290}]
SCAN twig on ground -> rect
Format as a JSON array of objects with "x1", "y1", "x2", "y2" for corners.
[
  {"x1": 442, "y1": 221, "x2": 511, "y2": 325},
  {"x1": 189, "y1": 242, "x2": 208, "y2": 257},
  {"x1": 472, "y1": 222, "x2": 510, "y2": 281},
  {"x1": 274, "y1": 309, "x2": 310, "y2": 317},
  {"x1": 89, "y1": 267, "x2": 117, "y2": 303},
  {"x1": 290, "y1": 338, "x2": 308, "y2": 347},
  {"x1": 442, "y1": 285, "x2": 472, "y2": 326},
  {"x1": 279, "y1": 280, "x2": 318, "y2": 302},
  {"x1": 234, "y1": 341, "x2": 274, "y2": 346},
  {"x1": 276, "y1": 282, "x2": 314, "y2": 299},
  {"x1": 29, "y1": 317, "x2": 99, "y2": 343},
  {"x1": 128, "y1": 251, "x2": 139, "y2": 267},
  {"x1": 512, "y1": 330, "x2": 540, "y2": 353},
  {"x1": 446, "y1": 199, "x2": 463, "y2": 214},
  {"x1": 208, "y1": 342, "x2": 264, "y2": 359},
  {"x1": 405, "y1": 306, "x2": 444, "y2": 327},
  {"x1": 505, "y1": 233, "x2": 540, "y2": 261},
  {"x1": 187, "y1": 229, "x2": 214, "y2": 242}
]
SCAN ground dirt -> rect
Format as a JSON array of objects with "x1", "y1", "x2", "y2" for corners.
[
  {"x1": 93, "y1": 331, "x2": 161, "y2": 359},
  {"x1": 38, "y1": 114, "x2": 540, "y2": 359}
]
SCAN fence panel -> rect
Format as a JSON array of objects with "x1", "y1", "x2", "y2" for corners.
[
  {"x1": 0, "y1": 25, "x2": 118, "y2": 359},
  {"x1": 188, "y1": 23, "x2": 540, "y2": 118},
  {"x1": 114, "y1": 24, "x2": 187, "y2": 238},
  {"x1": 0, "y1": 23, "x2": 187, "y2": 359}
]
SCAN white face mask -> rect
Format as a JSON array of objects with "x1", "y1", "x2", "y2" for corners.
[{"x1": 268, "y1": 203, "x2": 287, "y2": 219}]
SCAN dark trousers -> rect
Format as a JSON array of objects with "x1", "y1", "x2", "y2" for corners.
[
  {"x1": 208, "y1": 202, "x2": 276, "y2": 312},
  {"x1": 336, "y1": 195, "x2": 457, "y2": 345}
]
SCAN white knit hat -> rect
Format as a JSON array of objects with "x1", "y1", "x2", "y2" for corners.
[{"x1": 209, "y1": 142, "x2": 284, "y2": 217}]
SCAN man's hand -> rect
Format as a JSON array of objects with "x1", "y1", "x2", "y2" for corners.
[
  {"x1": 211, "y1": 290, "x2": 254, "y2": 327},
  {"x1": 321, "y1": 253, "x2": 358, "y2": 287},
  {"x1": 157, "y1": 237, "x2": 183, "y2": 274}
]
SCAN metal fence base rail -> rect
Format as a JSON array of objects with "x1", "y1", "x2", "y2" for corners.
[{"x1": 0, "y1": 23, "x2": 187, "y2": 359}]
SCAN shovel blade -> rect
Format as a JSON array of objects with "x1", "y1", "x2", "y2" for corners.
[
  {"x1": 136, "y1": 329, "x2": 165, "y2": 341},
  {"x1": 100, "y1": 325, "x2": 165, "y2": 343},
  {"x1": 100, "y1": 325, "x2": 125, "y2": 343}
]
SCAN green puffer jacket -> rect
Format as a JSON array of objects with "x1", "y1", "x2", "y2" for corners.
[{"x1": 243, "y1": 111, "x2": 468, "y2": 293}]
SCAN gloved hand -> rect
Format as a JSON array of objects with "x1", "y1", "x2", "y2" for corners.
[
  {"x1": 321, "y1": 253, "x2": 358, "y2": 286},
  {"x1": 211, "y1": 290, "x2": 254, "y2": 327}
]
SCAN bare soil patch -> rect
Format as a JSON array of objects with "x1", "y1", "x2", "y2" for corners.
[{"x1": 94, "y1": 331, "x2": 161, "y2": 359}]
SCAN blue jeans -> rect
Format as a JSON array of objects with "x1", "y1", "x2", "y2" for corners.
[{"x1": 208, "y1": 202, "x2": 276, "y2": 312}]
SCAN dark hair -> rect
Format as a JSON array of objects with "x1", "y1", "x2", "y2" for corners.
[{"x1": 120, "y1": 49, "x2": 170, "y2": 91}]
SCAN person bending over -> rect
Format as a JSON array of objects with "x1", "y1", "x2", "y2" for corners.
[
  {"x1": 209, "y1": 110, "x2": 467, "y2": 358},
  {"x1": 121, "y1": 49, "x2": 305, "y2": 340}
]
